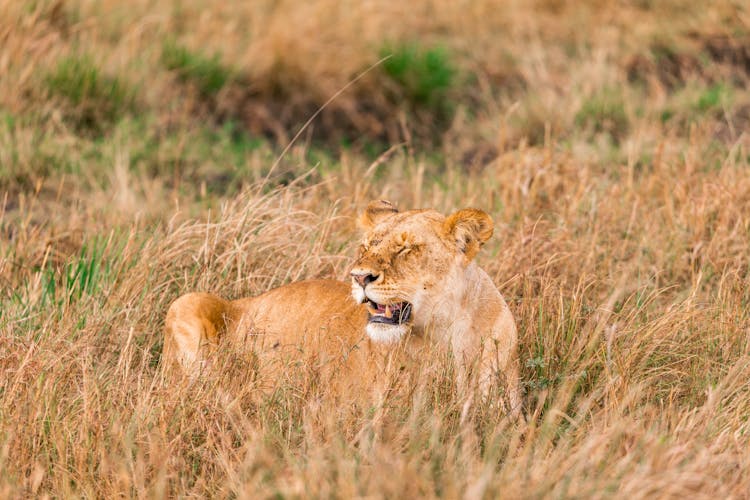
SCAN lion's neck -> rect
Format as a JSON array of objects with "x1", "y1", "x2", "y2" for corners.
[{"x1": 418, "y1": 261, "x2": 499, "y2": 341}]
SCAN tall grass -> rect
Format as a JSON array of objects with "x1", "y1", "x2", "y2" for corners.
[{"x1": 1, "y1": 0, "x2": 749, "y2": 496}]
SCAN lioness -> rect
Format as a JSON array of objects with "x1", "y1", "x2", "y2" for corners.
[{"x1": 165, "y1": 200, "x2": 521, "y2": 415}]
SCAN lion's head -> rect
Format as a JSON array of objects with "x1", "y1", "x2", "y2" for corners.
[{"x1": 350, "y1": 200, "x2": 494, "y2": 343}]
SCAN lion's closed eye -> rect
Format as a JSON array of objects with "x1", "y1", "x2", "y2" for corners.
[{"x1": 397, "y1": 242, "x2": 421, "y2": 257}]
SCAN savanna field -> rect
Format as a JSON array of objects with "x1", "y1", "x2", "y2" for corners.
[{"x1": 1, "y1": 0, "x2": 750, "y2": 497}]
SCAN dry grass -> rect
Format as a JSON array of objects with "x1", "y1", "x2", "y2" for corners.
[{"x1": 2, "y1": 0, "x2": 750, "y2": 497}]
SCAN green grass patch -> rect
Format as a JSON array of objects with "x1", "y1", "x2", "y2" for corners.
[
  {"x1": 694, "y1": 83, "x2": 730, "y2": 113},
  {"x1": 660, "y1": 108, "x2": 675, "y2": 123},
  {"x1": 575, "y1": 87, "x2": 629, "y2": 142},
  {"x1": 38, "y1": 236, "x2": 120, "y2": 313},
  {"x1": 212, "y1": 120, "x2": 265, "y2": 161},
  {"x1": 0, "y1": 112, "x2": 80, "y2": 189},
  {"x1": 0, "y1": 233, "x2": 127, "y2": 335},
  {"x1": 107, "y1": 116, "x2": 282, "y2": 199},
  {"x1": 658, "y1": 83, "x2": 733, "y2": 127},
  {"x1": 380, "y1": 42, "x2": 456, "y2": 109},
  {"x1": 161, "y1": 40, "x2": 232, "y2": 97},
  {"x1": 45, "y1": 54, "x2": 135, "y2": 135}
]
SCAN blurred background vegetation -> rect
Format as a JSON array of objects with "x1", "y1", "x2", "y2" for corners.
[{"x1": 1, "y1": 0, "x2": 748, "y2": 198}]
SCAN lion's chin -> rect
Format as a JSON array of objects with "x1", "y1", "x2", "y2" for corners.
[{"x1": 365, "y1": 322, "x2": 409, "y2": 344}]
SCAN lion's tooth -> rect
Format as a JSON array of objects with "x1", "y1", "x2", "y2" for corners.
[
  {"x1": 366, "y1": 304, "x2": 379, "y2": 315},
  {"x1": 385, "y1": 304, "x2": 393, "y2": 318}
]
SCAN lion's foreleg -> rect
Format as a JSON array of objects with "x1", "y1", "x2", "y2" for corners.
[{"x1": 477, "y1": 319, "x2": 523, "y2": 420}]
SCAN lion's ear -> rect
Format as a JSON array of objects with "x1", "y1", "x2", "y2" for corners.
[
  {"x1": 360, "y1": 200, "x2": 398, "y2": 229},
  {"x1": 443, "y1": 208, "x2": 494, "y2": 260}
]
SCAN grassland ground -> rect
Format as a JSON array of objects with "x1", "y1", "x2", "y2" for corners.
[{"x1": 1, "y1": 0, "x2": 750, "y2": 497}]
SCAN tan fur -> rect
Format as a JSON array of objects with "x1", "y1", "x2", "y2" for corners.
[{"x1": 164, "y1": 201, "x2": 521, "y2": 416}]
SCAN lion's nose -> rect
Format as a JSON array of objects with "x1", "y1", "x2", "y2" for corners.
[{"x1": 351, "y1": 271, "x2": 378, "y2": 287}]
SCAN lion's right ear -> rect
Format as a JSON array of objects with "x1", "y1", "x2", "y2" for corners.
[
  {"x1": 443, "y1": 208, "x2": 494, "y2": 260},
  {"x1": 359, "y1": 200, "x2": 398, "y2": 229}
]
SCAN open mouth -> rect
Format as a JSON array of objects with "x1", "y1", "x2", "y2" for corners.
[{"x1": 365, "y1": 299, "x2": 412, "y2": 325}]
